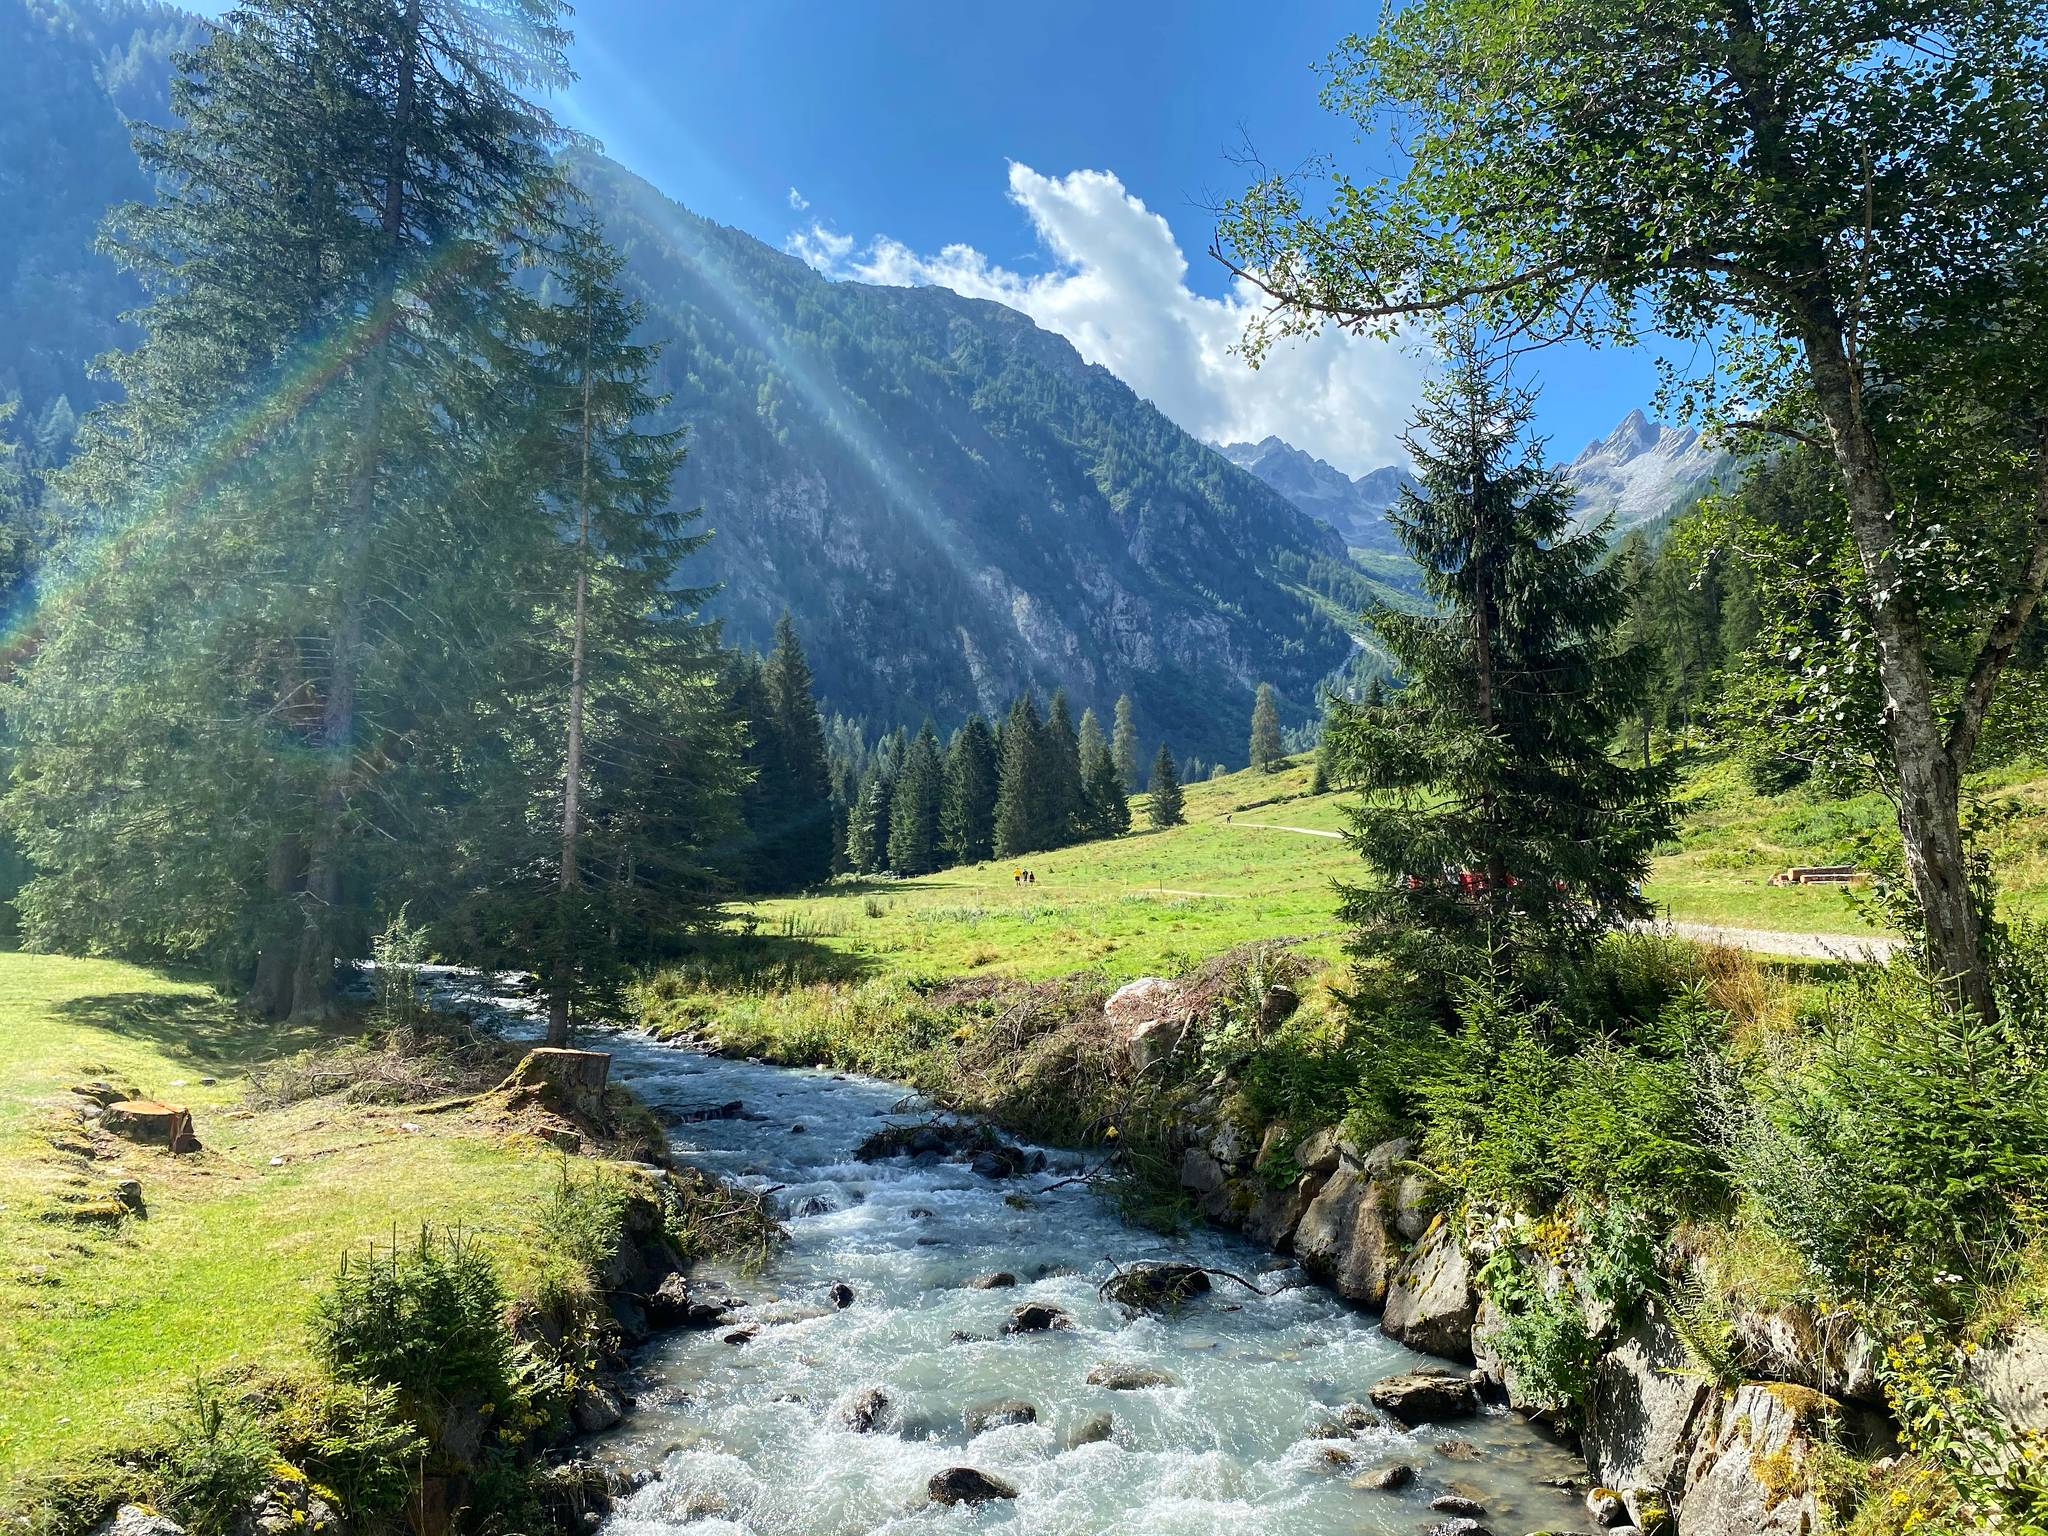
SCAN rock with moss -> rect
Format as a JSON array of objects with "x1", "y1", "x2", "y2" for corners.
[
  {"x1": 1584, "y1": 1301, "x2": 1715, "y2": 1531},
  {"x1": 1678, "y1": 1381, "x2": 1838, "y2": 1536},
  {"x1": 1381, "y1": 1218, "x2": 1478, "y2": 1361}
]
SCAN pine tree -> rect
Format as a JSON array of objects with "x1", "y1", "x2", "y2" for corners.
[
  {"x1": 756, "y1": 614, "x2": 835, "y2": 889},
  {"x1": 845, "y1": 764, "x2": 889, "y2": 875},
  {"x1": 4, "y1": 0, "x2": 577, "y2": 1018},
  {"x1": 1249, "y1": 682, "x2": 1285, "y2": 772},
  {"x1": 464, "y1": 215, "x2": 734, "y2": 1045},
  {"x1": 1042, "y1": 690, "x2": 1085, "y2": 847},
  {"x1": 887, "y1": 719, "x2": 943, "y2": 875},
  {"x1": 993, "y1": 693, "x2": 1044, "y2": 858},
  {"x1": 940, "y1": 714, "x2": 998, "y2": 865},
  {"x1": 1112, "y1": 693, "x2": 1140, "y2": 791},
  {"x1": 1079, "y1": 725, "x2": 1131, "y2": 839},
  {"x1": 1146, "y1": 744, "x2": 1185, "y2": 829},
  {"x1": 1077, "y1": 708, "x2": 1106, "y2": 775},
  {"x1": 1329, "y1": 344, "x2": 1674, "y2": 985}
]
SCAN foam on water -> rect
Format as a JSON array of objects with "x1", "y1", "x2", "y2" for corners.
[{"x1": 427, "y1": 974, "x2": 1596, "y2": 1535}]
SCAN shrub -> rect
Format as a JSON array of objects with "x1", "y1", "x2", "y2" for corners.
[
  {"x1": 152, "y1": 1379, "x2": 275, "y2": 1535},
  {"x1": 1475, "y1": 1248, "x2": 1597, "y2": 1424},
  {"x1": 310, "y1": 1227, "x2": 528, "y2": 1441},
  {"x1": 271, "y1": 1379, "x2": 424, "y2": 1522}
]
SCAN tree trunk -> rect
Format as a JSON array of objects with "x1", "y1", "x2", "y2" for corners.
[
  {"x1": 247, "y1": 834, "x2": 304, "y2": 1019},
  {"x1": 548, "y1": 317, "x2": 597, "y2": 1050},
  {"x1": 1798, "y1": 318, "x2": 1995, "y2": 1022}
]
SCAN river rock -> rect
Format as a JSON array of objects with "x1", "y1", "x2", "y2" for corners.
[
  {"x1": 1241, "y1": 1166, "x2": 1322, "y2": 1250},
  {"x1": 828, "y1": 1281, "x2": 855, "y2": 1309},
  {"x1": 1380, "y1": 1218, "x2": 1477, "y2": 1361},
  {"x1": 971, "y1": 1146, "x2": 1029, "y2": 1179},
  {"x1": 1101, "y1": 1262, "x2": 1211, "y2": 1311},
  {"x1": 964, "y1": 1271, "x2": 1016, "y2": 1289},
  {"x1": 1309, "y1": 1402, "x2": 1388, "y2": 1436},
  {"x1": 1367, "y1": 1368, "x2": 1479, "y2": 1424},
  {"x1": 1066, "y1": 1411, "x2": 1115, "y2": 1447},
  {"x1": 1431, "y1": 1494, "x2": 1487, "y2": 1515},
  {"x1": 1292, "y1": 1161, "x2": 1400, "y2": 1306},
  {"x1": 1178, "y1": 1146, "x2": 1238, "y2": 1224},
  {"x1": 1584, "y1": 1300, "x2": 1715, "y2": 1528},
  {"x1": 964, "y1": 1399, "x2": 1037, "y2": 1433},
  {"x1": 1966, "y1": 1321, "x2": 2048, "y2": 1432},
  {"x1": 1424, "y1": 1521, "x2": 1492, "y2": 1536},
  {"x1": 1586, "y1": 1486, "x2": 1628, "y2": 1525},
  {"x1": 1680, "y1": 1381, "x2": 1837, "y2": 1536},
  {"x1": 840, "y1": 1386, "x2": 892, "y2": 1433},
  {"x1": 1003, "y1": 1302, "x2": 1073, "y2": 1333},
  {"x1": 570, "y1": 1380, "x2": 625, "y2": 1433},
  {"x1": 1349, "y1": 1461, "x2": 1416, "y2": 1491},
  {"x1": 1087, "y1": 1363, "x2": 1176, "y2": 1390},
  {"x1": 93, "y1": 1508, "x2": 185, "y2": 1536},
  {"x1": 643, "y1": 1272, "x2": 696, "y2": 1328},
  {"x1": 928, "y1": 1467, "x2": 1018, "y2": 1505}
]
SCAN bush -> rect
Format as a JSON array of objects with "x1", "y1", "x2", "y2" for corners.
[
  {"x1": 311, "y1": 1227, "x2": 529, "y2": 1441},
  {"x1": 271, "y1": 1379, "x2": 424, "y2": 1522},
  {"x1": 1475, "y1": 1248, "x2": 1597, "y2": 1424},
  {"x1": 152, "y1": 1379, "x2": 276, "y2": 1535},
  {"x1": 1731, "y1": 957, "x2": 2048, "y2": 1319}
]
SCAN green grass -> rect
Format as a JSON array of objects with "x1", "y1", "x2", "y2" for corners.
[
  {"x1": 0, "y1": 952, "x2": 585, "y2": 1483},
  {"x1": 734, "y1": 752, "x2": 2048, "y2": 986}
]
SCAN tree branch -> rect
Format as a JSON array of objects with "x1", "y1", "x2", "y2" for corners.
[
  {"x1": 1724, "y1": 418, "x2": 1827, "y2": 451},
  {"x1": 1948, "y1": 414, "x2": 2048, "y2": 773}
]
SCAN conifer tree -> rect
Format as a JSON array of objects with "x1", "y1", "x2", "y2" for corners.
[
  {"x1": 4, "y1": 0, "x2": 577, "y2": 1017},
  {"x1": 1328, "y1": 345, "x2": 1674, "y2": 985},
  {"x1": 1042, "y1": 690, "x2": 1085, "y2": 847},
  {"x1": 1077, "y1": 708, "x2": 1106, "y2": 775},
  {"x1": 462, "y1": 216, "x2": 734, "y2": 1044},
  {"x1": 940, "y1": 714, "x2": 998, "y2": 865},
  {"x1": 1249, "y1": 682, "x2": 1285, "y2": 772},
  {"x1": 845, "y1": 764, "x2": 889, "y2": 875},
  {"x1": 752, "y1": 614, "x2": 835, "y2": 889},
  {"x1": 887, "y1": 719, "x2": 943, "y2": 875},
  {"x1": 1146, "y1": 744, "x2": 1185, "y2": 828},
  {"x1": 1112, "y1": 693, "x2": 1140, "y2": 791},
  {"x1": 1080, "y1": 728, "x2": 1131, "y2": 839},
  {"x1": 993, "y1": 693, "x2": 1045, "y2": 858}
]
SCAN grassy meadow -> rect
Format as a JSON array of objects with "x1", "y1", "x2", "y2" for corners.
[
  {"x1": 0, "y1": 952, "x2": 583, "y2": 1483},
  {"x1": 734, "y1": 751, "x2": 2048, "y2": 987}
]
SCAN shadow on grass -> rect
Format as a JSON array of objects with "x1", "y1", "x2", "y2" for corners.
[
  {"x1": 49, "y1": 989, "x2": 359, "y2": 1075},
  {"x1": 660, "y1": 931, "x2": 876, "y2": 992}
]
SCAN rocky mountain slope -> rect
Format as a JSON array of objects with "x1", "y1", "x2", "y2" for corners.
[
  {"x1": 1224, "y1": 408, "x2": 1733, "y2": 555},
  {"x1": 0, "y1": 3, "x2": 1399, "y2": 762}
]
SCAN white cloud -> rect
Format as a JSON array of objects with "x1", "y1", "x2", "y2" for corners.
[
  {"x1": 787, "y1": 186, "x2": 809, "y2": 212},
  {"x1": 784, "y1": 221, "x2": 852, "y2": 271},
  {"x1": 787, "y1": 164, "x2": 1425, "y2": 476}
]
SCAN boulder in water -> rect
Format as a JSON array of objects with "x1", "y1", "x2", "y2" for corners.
[
  {"x1": 964, "y1": 1399, "x2": 1037, "y2": 1433},
  {"x1": 1368, "y1": 1368, "x2": 1479, "y2": 1425},
  {"x1": 1087, "y1": 1363, "x2": 1176, "y2": 1391},
  {"x1": 1432, "y1": 1495, "x2": 1488, "y2": 1516},
  {"x1": 1002, "y1": 1302, "x2": 1072, "y2": 1334},
  {"x1": 1066, "y1": 1412, "x2": 1115, "y2": 1447},
  {"x1": 839, "y1": 1386, "x2": 892, "y2": 1433},
  {"x1": 1100, "y1": 1262, "x2": 1212, "y2": 1311},
  {"x1": 964, "y1": 1271, "x2": 1017, "y2": 1290},
  {"x1": 1350, "y1": 1461, "x2": 1417, "y2": 1491},
  {"x1": 929, "y1": 1467, "x2": 1017, "y2": 1506},
  {"x1": 828, "y1": 1281, "x2": 855, "y2": 1309}
]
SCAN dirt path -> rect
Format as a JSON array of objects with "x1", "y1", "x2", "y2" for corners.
[
  {"x1": 1650, "y1": 921, "x2": 1903, "y2": 962},
  {"x1": 1223, "y1": 819, "x2": 1343, "y2": 839}
]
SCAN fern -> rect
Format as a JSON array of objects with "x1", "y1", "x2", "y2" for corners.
[{"x1": 1661, "y1": 1267, "x2": 1747, "y2": 1391}]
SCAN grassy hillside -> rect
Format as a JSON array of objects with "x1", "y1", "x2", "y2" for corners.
[
  {"x1": 740, "y1": 753, "x2": 2048, "y2": 984},
  {"x1": 0, "y1": 954, "x2": 583, "y2": 1481}
]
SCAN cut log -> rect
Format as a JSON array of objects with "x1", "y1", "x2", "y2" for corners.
[{"x1": 101, "y1": 1100, "x2": 199, "y2": 1153}]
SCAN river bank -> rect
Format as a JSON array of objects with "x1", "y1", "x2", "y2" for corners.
[{"x1": 637, "y1": 936, "x2": 2048, "y2": 1536}]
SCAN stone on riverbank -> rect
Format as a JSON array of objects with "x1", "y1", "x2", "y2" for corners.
[{"x1": 1380, "y1": 1218, "x2": 1478, "y2": 1361}]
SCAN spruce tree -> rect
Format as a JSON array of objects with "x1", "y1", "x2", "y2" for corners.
[
  {"x1": 1329, "y1": 345, "x2": 1674, "y2": 985},
  {"x1": 1080, "y1": 727, "x2": 1131, "y2": 839},
  {"x1": 940, "y1": 715, "x2": 998, "y2": 865},
  {"x1": 845, "y1": 765, "x2": 889, "y2": 875},
  {"x1": 1146, "y1": 744, "x2": 1185, "y2": 829},
  {"x1": 757, "y1": 614, "x2": 835, "y2": 889},
  {"x1": 993, "y1": 693, "x2": 1044, "y2": 858},
  {"x1": 1112, "y1": 693, "x2": 1140, "y2": 791},
  {"x1": 1042, "y1": 690, "x2": 1085, "y2": 847},
  {"x1": 887, "y1": 719, "x2": 943, "y2": 875},
  {"x1": 1077, "y1": 708, "x2": 1106, "y2": 776},
  {"x1": 4, "y1": 0, "x2": 576, "y2": 1017},
  {"x1": 1249, "y1": 682, "x2": 1284, "y2": 772}
]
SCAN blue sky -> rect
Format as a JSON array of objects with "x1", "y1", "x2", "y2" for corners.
[{"x1": 196, "y1": 0, "x2": 1670, "y2": 472}]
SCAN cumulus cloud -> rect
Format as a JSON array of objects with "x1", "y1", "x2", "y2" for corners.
[
  {"x1": 784, "y1": 163, "x2": 1425, "y2": 476},
  {"x1": 787, "y1": 186, "x2": 809, "y2": 211}
]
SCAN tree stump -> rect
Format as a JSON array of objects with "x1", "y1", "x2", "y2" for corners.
[
  {"x1": 501, "y1": 1048, "x2": 611, "y2": 1121},
  {"x1": 101, "y1": 1100, "x2": 200, "y2": 1153}
]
